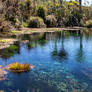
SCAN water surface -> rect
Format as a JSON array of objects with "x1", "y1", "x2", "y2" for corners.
[{"x1": 0, "y1": 29, "x2": 92, "y2": 92}]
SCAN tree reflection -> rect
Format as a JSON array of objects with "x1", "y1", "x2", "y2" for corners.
[
  {"x1": 76, "y1": 31, "x2": 85, "y2": 63},
  {"x1": 27, "y1": 41, "x2": 37, "y2": 50},
  {"x1": 52, "y1": 31, "x2": 68, "y2": 61}
]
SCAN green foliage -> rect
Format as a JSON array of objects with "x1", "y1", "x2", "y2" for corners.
[
  {"x1": 86, "y1": 20, "x2": 92, "y2": 28},
  {"x1": 28, "y1": 17, "x2": 46, "y2": 28},
  {"x1": 55, "y1": 7, "x2": 71, "y2": 27},
  {"x1": 28, "y1": 42, "x2": 36, "y2": 49},
  {"x1": 0, "y1": 0, "x2": 92, "y2": 30},
  {"x1": 45, "y1": 15, "x2": 57, "y2": 27},
  {"x1": 8, "y1": 45, "x2": 19, "y2": 51},
  {"x1": 66, "y1": 13, "x2": 82, "y2": 26},
  {"x1": 1, "y1": 45, "x2": 19, "y2": 58},
  {"x1": 36, "y1": 6, "x2": 47, "y2": 20}
]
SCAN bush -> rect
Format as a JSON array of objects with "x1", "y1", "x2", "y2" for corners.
[
  {"x1": 86, "y1": 20, "x2": 92, "y2": 28},
  {"x1": 80, "y1": 19, "x2": 86, "y2": 27},
  {"x1": 0, "y1": 18, "x2": 12, "y2": 32},
  {"x1": 45, "y1": 15, "x2": 57, "y2": 27},
  {"x1": 65, "y1": 8, "x2": 82, "y2": 26},
  {"x1": 28, "y1": 17, "x2": 46, "y2": 28},
  {"x1": 36, "y1": 6, "x2": 47, "y2": 20}
]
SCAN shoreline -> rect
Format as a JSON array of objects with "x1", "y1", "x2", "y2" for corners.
[
  {"x1": 0, "y1": 27, "x2": 85, "y2": 50},
  {"x1": 10, "y1": 27, "x2": 84, "y2": 35}
]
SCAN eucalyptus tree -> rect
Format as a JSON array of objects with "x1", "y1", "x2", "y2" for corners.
[
  {"x1": 79, "y1": 0, "x2": 82, "y2": 13},
  {"x1": 53, "y1": 0, "x2": 56, "y2": 7},
  {"x1": 59, "y1": 0, "x2": 63, "y2": 7}
]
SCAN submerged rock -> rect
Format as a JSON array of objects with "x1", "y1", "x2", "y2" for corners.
[{"x1": 0, "y1": 69, "x2": 8, "y2": 81}]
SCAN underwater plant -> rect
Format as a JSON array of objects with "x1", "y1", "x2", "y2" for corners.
[{"x1": 0, "y1": 44, "x2": 19, "y2": 59}]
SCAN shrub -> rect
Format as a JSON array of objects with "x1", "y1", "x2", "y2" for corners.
[
  {"x1": 86, "y1": 20, "x2": 92, "y2": 28},
  {"x1": 28, "y1": 17, "x2": 46, "y2": 28},
  {"x1": 0, "y1": 18, "x2": 12, "y2": 32},
  {"x1": 9, "y1": 62, "x2": 34, "y2": 72},
  {"x1": 45, "y1": 15, "x2": 57, "y2": 27},
  {"x1": 80, "y1": 19, "x2": 86, "y2": 27},
  {"x1": 55, "y1": 7, "x2": 71, "y2": 27},
  {"x1": 36, "y1": 6, "x2": 47, "y2": 20}
]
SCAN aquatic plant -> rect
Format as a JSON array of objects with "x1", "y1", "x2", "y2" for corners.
[
  {"x1": 1, "y1": 45, "x2": 19, "y2": 58},
  {"x1": 28, "y1": 42, "x2": 36, "y2": 49},
  {"x1": 8, "y1": 45, "x2": 19, "y2": 51},
  {"x1": 8, "y1": 62, "x2": 34, "y2": 72},
  {"x1": 39, "y1": 39, "x2": 48, "y2": 46}
]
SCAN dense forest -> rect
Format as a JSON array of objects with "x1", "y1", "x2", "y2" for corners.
[{"x1": 0, "y1": 0, "x2": 92, "y2": 32}]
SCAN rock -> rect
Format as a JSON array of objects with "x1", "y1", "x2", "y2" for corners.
[{"x1": 0, "y1": 69, "x2": 8, "y2": 81}]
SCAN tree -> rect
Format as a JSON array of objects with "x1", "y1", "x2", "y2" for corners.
[
  {"x1": 79, "y1": 0, "x2": 82, "y2": 13},
  {"x1": 59, "y1": 0, "x2": 63, "y2": 7}
]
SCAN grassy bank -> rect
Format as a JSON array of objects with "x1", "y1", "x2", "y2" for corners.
[{"x1": 0, "y1": 27, "x2": 84, "y2": 50}]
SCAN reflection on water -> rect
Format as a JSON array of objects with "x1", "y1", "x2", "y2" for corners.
[
  {"x1": 52, "y1": 32, "x2": 68, "y2": 61},
  {"x1": 0, "y1": 29, "x2": 92, "y2": 92}
]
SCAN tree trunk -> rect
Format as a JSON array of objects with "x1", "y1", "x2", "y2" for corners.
[
  {"x1": 79, "y1": 0, "x2": 82, "y2": 13},
  {"x1": 53, "y1": 0, "x2": 56, "y2": 8},
  {"x1": 59, "y1": 0, "x2": 63, "y2": 7}
]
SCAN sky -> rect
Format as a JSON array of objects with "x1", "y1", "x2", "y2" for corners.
[
  {"x1": 82, "y1": 0, "x2": 92, "y2": 5},
  {"x1": 66, "y1": 0, "x2": 92, "y2": 5}
]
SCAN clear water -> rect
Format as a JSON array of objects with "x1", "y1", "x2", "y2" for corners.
[{"x1": 0, "y1": 29, "x2": 92, "y2": 92}]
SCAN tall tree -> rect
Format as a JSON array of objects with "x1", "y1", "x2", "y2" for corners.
[
  {"x1": 59, "y1": 0, "x2": 63, "y2": 7},
  {"x1": 53, "y1": 0, "x2": 56, "y2": 7},
  {"x1": 79, "y1": 0, "x2": 82, "y2": 13}
]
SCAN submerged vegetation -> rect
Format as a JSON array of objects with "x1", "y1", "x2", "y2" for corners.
[{"x1": 1, "y1": 45, "x2": 19, "y2": 58}]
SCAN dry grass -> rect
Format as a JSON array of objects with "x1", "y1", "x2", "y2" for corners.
[{"x1": 8, "y1": 62, "x2": 35, "y2": 72}]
